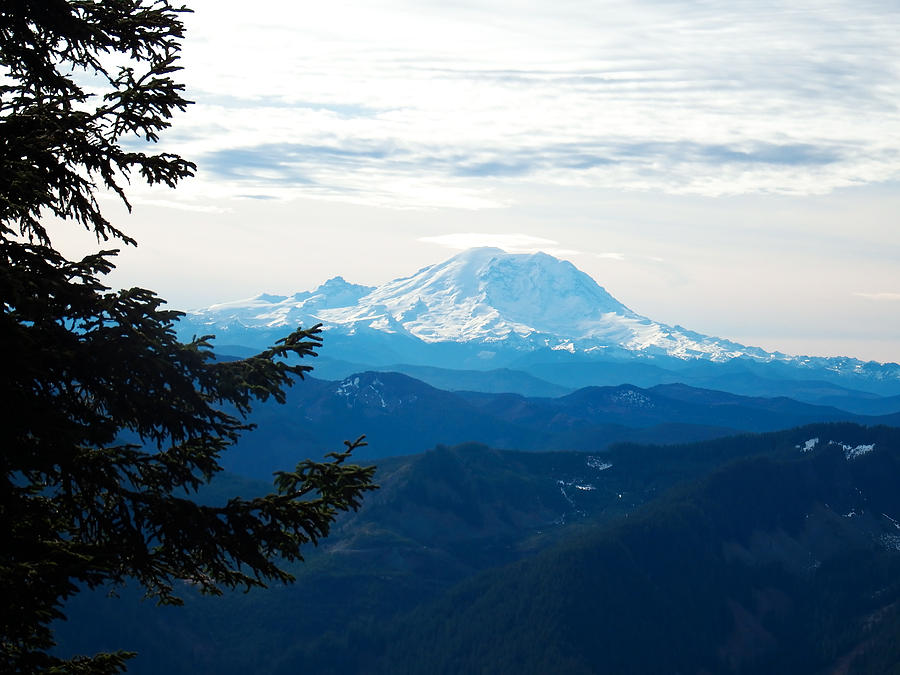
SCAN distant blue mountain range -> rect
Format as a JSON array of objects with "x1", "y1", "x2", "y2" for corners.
[
  {"x1": 222, "y1": 370, "x2": 900, "y2": 478},
  {"x1": 177, "y1": 247, "x2": 900, "y2": 398}
]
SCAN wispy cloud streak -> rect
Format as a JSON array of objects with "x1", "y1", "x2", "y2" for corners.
[
  {"x1": 419, "y1": 233, "x2": 581, "y2": 256},
  {"x1": 160, "y1": 0, "x2": 900, "y2": 208},
  {"x1": 854, "y1": 292, "x2": 900, "y2": 301}
]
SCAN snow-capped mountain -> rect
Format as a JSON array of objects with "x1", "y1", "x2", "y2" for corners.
[
  {"x1": 196, "y1": 275, "x2": 375, "y2": 328},
  {"x1": 183, "y1": 247, "x2": 761, "y2": 358},
  {"x1": 178, "y1": 247, "x2": 900, "y2": 391}
]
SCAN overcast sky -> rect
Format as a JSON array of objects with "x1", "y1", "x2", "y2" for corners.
[{"x1": 58, "y1": 0, "x2": 900, "y2": 362}]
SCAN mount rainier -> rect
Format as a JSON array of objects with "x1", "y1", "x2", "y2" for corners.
[{"x1": 178, "y1": 247, "x2": 900, "y2": 393}]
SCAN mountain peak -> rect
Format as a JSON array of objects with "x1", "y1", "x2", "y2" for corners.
[
  {"x1": 447, "y1": 246, "x2": 507, "y2": 260},
  {"x1": 289, "y1": 276, "x2": 374, "y2": 308},
  {"x1": 185, "y1": 247, "x2": 744, "y2": 358},
  {"x1": 314, "y1": 247, "x2": 638, "y2": 344},
  {"x1": 178, "y1": 248, "x2": 900, "y2": 383}
]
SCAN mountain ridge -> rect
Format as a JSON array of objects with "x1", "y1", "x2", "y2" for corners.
[
  {"x1": 219, "y1": 369, "x2": 899, "y2": 478},
  {"x1": 177, "y1": 248, "x2": 900, "y2": 393},
  {"x1": 58, "y1": 424, "x2": 900, "y2": 675}
]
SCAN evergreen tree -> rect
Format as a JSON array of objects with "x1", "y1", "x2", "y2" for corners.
[{"x1": 0, "y1": 2, "x2": 376, "y2": 672}]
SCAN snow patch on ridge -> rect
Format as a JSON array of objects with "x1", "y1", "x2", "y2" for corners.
[
  {"x1": 797, "y1": 438, "x2": 820, "y2": 453},
  {"x1": 613, "y1": 389, "x2": 653, "y2": 408},
  {"x1": 587, "y1": 457, "x2": 613, "y2": 471},
  {"x1": 335, "y1": 375, "x2": 388, "y2": 409},
  {"x1": 826, "y1": 440, "x2": 876, "y2": 460}
]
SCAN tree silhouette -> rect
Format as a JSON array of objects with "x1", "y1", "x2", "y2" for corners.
[{"x1": 0, "y1": 2, "x2": 376, "y2": 671}]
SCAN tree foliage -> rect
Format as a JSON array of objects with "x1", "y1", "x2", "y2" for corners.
[
  {"x1": 0, "y1": 2, "x2": 377, "y2": 672},
  {"x1": 0, "y1": 0, "x2": 195, "y2": 244}
]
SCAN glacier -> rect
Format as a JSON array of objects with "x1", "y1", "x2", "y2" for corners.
[
  {"x1": 177, "y1": 247, "x2": 900, "y2": 390},
  {"x1": 183, "y1": 247, "x2": 773, "y2": 359}
]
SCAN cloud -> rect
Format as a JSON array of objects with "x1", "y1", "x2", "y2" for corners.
[
  {"x1": 193, "y1": 136, "x2": 860, "y2": 208},
  {"x1": 163, "y1": 0, "x2": 900, "y2": 208},
  {"x1": 419, "y1": 233, "x2": 581, "y2": 256},
  {"x1": 854, "y1": 292, "x2": 900, "y2": 301},
  {"x1": 128, "y1": 197, "x2": 232, "y2": 214},
  {"x1": 419, "y1": 237, "x2": 668, "y2": 263}
]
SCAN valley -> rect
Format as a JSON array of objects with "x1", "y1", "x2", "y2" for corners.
[
  {"x1": 56, "y1": 424, "x2": 900, "y2": 674},
  {"x1": 55, "y1": 248, "x2": 900, "y2": 673},
  {"x1": 12, "y1": 3, "x2": 899, "y2": 673}
]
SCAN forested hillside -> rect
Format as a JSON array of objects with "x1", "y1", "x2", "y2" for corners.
[{"x1": 56, "y1": 424, "x2": 900, "y2": 674}]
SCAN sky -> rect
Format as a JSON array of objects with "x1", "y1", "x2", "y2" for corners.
[{"x1": 56, "y1": 0, "x2": 900, "y2": 363}]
